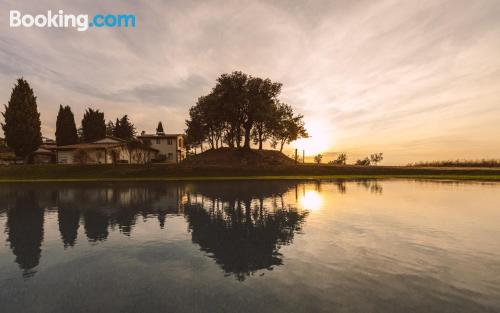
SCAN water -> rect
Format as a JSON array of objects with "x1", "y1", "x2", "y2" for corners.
[{"x1": 0, "y1": 180, "x2": 499, "y2": 313}]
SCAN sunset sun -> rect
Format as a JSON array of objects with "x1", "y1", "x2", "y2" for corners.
[{"x1": 293, "y1": 123, "x2": 331, "y2": 156}]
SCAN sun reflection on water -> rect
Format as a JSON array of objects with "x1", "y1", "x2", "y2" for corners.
[{"x1": 299, "y1": 190, "x2": 323, "y2": 211}]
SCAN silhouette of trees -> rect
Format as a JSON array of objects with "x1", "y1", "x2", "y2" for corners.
[
  {"x1": 314, "y1": 154, "x2": 323, "y2": 164},
  {"x1": 185, "y1": 71, "x2": 307, "y2": 151},
  {"x1": 330, "y1": 153, "x2": 347, "y2": 165},
  {"x1": 355, "y1": 157, "x2": 371, "y2": 166},
  {"x1": 370, "y1": 153, "x2": 384, "y2": 165},
  {"x1": 270, "y1": 102, "x2": 308, "y2": 152},
  {"x1": 113, "y1": 115, "x2": 136, "y2": 140},
  {"x1": 1, "y1": 78, "x2": 42, "y2": 159},
  {"x1": 81, "y1": 108, "x2": 106, "y2": 142},
  {"x1": 156, "y1": 121, "x2": 164, "y2": 134},
  {"x1": 55, "y1": 105, "x2": 78, "y2": 146}
]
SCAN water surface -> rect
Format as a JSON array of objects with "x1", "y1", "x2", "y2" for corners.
[{"x1": 0, "y1": 180, "x2": 499, "y2": 312}]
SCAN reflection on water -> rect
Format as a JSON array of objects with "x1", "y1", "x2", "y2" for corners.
[
  {"x1": 0, "y1": 181, "x2": 309, "y2": 280},
  {"x1": 0, "y1": 180, "x2": 499, "y2": 313}
]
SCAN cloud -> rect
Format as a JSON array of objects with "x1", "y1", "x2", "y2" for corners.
[{"x1": 1, "y1": 0, "x2": 500, "y2": 164}]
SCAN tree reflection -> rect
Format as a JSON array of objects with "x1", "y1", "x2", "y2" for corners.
[
  {"x1": 1, "y1": 181, "x2": 311, "y2": 280},
  {"x1": 58, "y1": 206, "x2": 80, "y2": 248},
  {"x1": 6, "y1": 192, "x2": 44, "y2": 278},
  {"x1": 184, "y1": 181, "x2": 308, "y2": 281}
]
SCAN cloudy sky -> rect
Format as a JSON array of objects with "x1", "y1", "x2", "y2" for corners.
[{"x1": 1, "y1": 0, "x2": 500, "y2": 164}]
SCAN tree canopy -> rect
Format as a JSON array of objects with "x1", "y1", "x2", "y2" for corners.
[
  {"x1": 1, "y1": 78, "x2": 42, "y2": 158},
  {"x1": 81, "y1": 108, "x2": 106, "y2": 142},
  {"x1": 55, "y1": 105, "x2": 78, "y2": 146},
  {"x1": 185, "y1": 71, "x2": 307, "y2": 152},
  {"x1": 113, "y1": 115, "x2": 136, "y2": 140}
]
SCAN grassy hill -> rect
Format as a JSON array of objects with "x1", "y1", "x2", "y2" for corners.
[{"x1": 183, "y1": 148, "x2": 296, "y2": 166}]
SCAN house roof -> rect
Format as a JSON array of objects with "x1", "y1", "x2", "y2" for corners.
[
  {"x1": 52, "y1": 143, "x2": 124, "y2": 150},
  {"x1": 138, "y1": 133, "x2": 183, "y2": 138},
  {"x1": 32, "y1": 147, "x2": 56, "y2": 155}
]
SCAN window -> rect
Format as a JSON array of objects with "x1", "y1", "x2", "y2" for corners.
[
  {"x1": 167, "y1": 153, "x2": 173, "y2": 160},
  {"x1": 167, "y1": 138, "x2": 173, "y2": 145},
  {"x1": 156, "y1": 138, "x2": 161, "y2": 144}
]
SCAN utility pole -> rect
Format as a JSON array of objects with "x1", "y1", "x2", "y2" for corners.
[{"x1": 295, "y1": 149, "x2": 298, "y2": 164}]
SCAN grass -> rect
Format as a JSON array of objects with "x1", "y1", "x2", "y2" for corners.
[{"x1": 1, "y1": 163, "x2": 500, "y2": 183}]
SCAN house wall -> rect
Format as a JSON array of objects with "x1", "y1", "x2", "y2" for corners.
[
  {"x1": 57, "y1": 147, "x2": 156, "y2": 164},
  {"x1": 142, "y1": 135, "x2": 185, "y2": 163}
]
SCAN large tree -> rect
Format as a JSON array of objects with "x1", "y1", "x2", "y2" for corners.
[
  {"x1": 81, "y1": 108, "x2": 106, "y2": 142},
  {"x1": 185, "y1": 71, "x2": 307, "y2": 153},
  {"x1": 213, "y1": 71, "x2": 248, "y2": 148},
  {"x1": 1, "y1": 78, "x2": 42, "y2": 158},
  {"x1": 113, "y1": 115, "x2": 136, "y2": 140},
  {"x1": 55, "y1": 105, "x2": 78, "y2": 146}
]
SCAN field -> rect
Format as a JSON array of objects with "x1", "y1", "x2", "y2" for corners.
[{"x1": 1, "y1": 163, "x2": 500, "y2": 182}]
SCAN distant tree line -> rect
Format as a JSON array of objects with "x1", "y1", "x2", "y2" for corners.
[
  {"x1": 408, "y1": 159, "x2": 500, "y2": 168},
  {"x1": 185, "y1": 71, "x2": 308, "y2": 152},
  {"x1": 58, "y1": 106, "x2": 136, "y2": 145},
  {"x1": 1, "y1": 78, "x2": 141, "y2": 161}
]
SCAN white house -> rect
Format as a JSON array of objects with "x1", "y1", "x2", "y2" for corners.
[
  {"x1": 137, "y1": 123, "x2": 186, "y2": 163},
  {"x1": 53, "y1": 136, "x2": 158, "y2": 164}
]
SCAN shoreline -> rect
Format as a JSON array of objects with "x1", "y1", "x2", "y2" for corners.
[{"x1": 1, "y1": 164, "x2": 500, "y2": 183}]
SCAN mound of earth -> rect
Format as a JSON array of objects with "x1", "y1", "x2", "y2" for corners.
[{"x1": 182, "y1": 148, "x2": 296, "y2": 166}]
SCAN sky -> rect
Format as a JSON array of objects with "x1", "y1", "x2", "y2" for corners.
[{"x1": 1, "y1": 0, "x2": 500, "y2": 164}]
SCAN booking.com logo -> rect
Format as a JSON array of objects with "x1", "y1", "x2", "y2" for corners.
[{"x1": 9, "y1": 10, "x2": 136, "y2": 32}]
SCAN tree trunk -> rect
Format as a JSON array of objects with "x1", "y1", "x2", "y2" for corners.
[{"x1": 243, "y1": 124, "x2": 252, "y2": 149}]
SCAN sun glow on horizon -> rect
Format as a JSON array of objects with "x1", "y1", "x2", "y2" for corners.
[{"x1": 292, "y1": 122, "x2": 332, "y2": 156}]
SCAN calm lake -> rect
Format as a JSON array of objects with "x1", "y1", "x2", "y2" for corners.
[{"x1": 0, "y1": 180, "x2": 499, "y2": 313}]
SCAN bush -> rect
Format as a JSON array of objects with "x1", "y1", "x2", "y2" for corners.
[
  {"x1": 314, "y1": 154, "x2": 323, "y2": 164},
  {"x1": 329, "y1": 153, "x2": 347, "y2": 165},
  {"x1": 355, "y1": 158, "x2": 371, "y2": 166}
]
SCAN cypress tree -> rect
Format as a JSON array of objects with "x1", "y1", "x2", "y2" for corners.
[
  {"x1": 113, "y1": 115, "x2": 135, "y2": 140},
  {"x1": 156, "y1": 121, "x2": 164, "y2": 134},
  {"x1": 1, "y1": 78, "x2": 42, "y2": 158},
  {"x1": 81, "y1": 108, "x2": 106, "y2": 142},
  {"x1": 55, "y1": 105, "x2": 78, "y2": 146},
  {"x1": 106, "y1": 120, "x2": 115, "y2": 136}
]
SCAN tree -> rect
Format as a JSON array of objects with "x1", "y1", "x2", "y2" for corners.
[
  {"x1": 113, "y1": 115, "x2": 135, "y2": 140},
  {"x1": 242, "y1": 77, "x2": 282, "y2": 149},
  {"x1": 156, "y1": 122, "x2": 164, "y2": 134},
  {"x1": 106, "y1": 121, "x2": 115, "y2": 136},
  {"x1": 330, "y1": 153, "x2": 347, "y2": 165},
  {"x1": 1, "y1": 78, "x2": 42, "y2": 159},
  {"x1": 355, "y1": 158, "x2": 371, "y2": 166},
  {"x1": 55, "y1": 105, "x2": 78, "y2": 146},
  {"x1": 314, "y1": 154, "x2": 323, "y2": 164},
  {"x1": 370, "y1": 153, "x2": 383, "y2": 165},
  {"x1": 185, "y1": 115, "x2": 205, "y2": 153},
  {"x1": 214, "y1": 71, "x2": 248, "y2": 148},
  {"x1": 81, "y1": 108, "x2": 106, "y2": 142},
  {"x1": 184, "y1": 71, "x2": 307, "y2": 152},
  {"x1": 271, "y1": 102, "x2": 308, "y2": 152}
]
